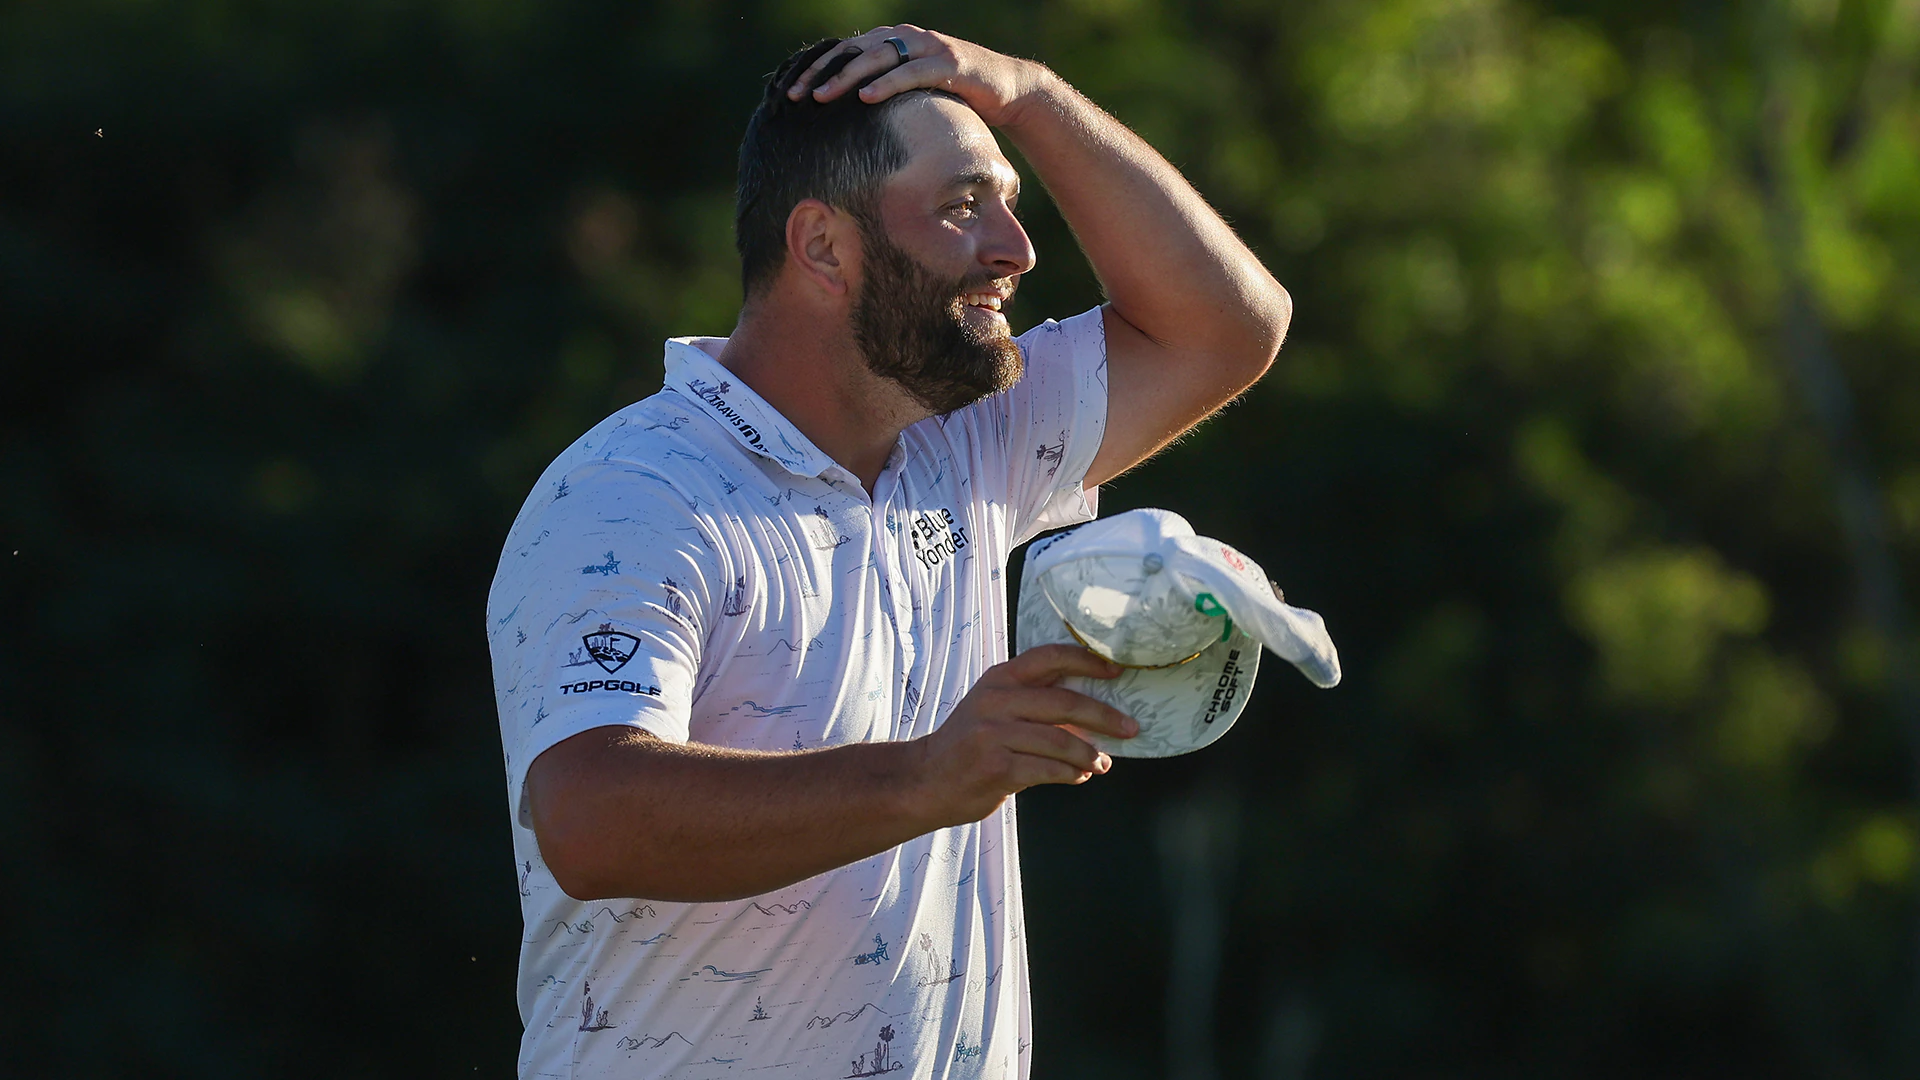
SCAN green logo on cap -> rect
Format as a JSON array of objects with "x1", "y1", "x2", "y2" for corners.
[{"x1": 1194, "y1": 593, "x2": 1233, "y2": 641}]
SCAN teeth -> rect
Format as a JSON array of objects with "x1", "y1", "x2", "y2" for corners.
[{"x1": 965, "y1": 294, "x2": 1003, "y2": 311}]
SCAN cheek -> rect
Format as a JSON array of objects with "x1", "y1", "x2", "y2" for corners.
[
  {"x1": 897, "y1": 223, "x2": 978, "y2": 279},
  {"x1": 927, "y1": 248, "x2": 978, "y2": 286}
]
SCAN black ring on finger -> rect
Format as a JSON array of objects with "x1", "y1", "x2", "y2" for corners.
[{"x1": 883, "y1": 36, "x2": 910, "y2": 64}]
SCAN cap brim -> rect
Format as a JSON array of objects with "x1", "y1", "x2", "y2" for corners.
[{"x1": 1165, "y1": 536, "x2": 1342, "y2": 689}]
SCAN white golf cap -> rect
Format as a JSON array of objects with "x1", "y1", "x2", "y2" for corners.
[{"x1": 1016, "y1": 507, "x2": 1340, "y2": 758}]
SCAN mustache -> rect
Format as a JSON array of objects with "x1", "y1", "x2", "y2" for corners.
[{"x1": 952, "y1": 275, "x2": 1019, "y2": 304}]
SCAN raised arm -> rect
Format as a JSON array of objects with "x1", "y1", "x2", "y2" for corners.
[{"x1": 792, "y1": 27, "x2": 1292, "y2": 486}]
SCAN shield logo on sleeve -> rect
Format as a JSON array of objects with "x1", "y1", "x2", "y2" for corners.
[{"x1": 583, "y1": 629, "x2": 640, "y2": 674}]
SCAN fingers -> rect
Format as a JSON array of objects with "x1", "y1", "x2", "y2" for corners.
[
  {"x1": 920, "y1": 646, "x2": 1143, "y2": 821},
  {"x1": 990, "y1": 714, "x2": 1108, "y2": 768},
  {"x1": 786, "y1": 25, "x2": 933, "y2": 103},
  {"x1": 1002, "y1": 751, "x2": 1104, "y2": 791},
  {"x1": 849, "y1": 59, "x2": 939, "y2": 106},
  {"x1": 786, "y1": 31, "x2": 887, "y2": 101},
  {"x1": 985, "y1": 643, "x2": 1125, "y2": 689},
  {"x1": 1001, "y1": 685, "x2": 1137, "y2": 741},
  {"x1": 991, "y1": 716, "x2": 1111, "y2": 787},
  {"x1": 973, "y1": 649, "x2": 1137, "y2": 738}
]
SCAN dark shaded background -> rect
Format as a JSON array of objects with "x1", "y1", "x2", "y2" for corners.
[{"x1": 8, "y1": 0, "x2": 1920, "y2": 1075}]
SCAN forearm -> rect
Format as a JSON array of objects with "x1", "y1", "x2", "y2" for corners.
[
  {"x1": 1001, "y1": 71, "x2": 1291, "y2": 353},
  {"x1": 529, "y1": 728, "x2": 939, "y2": 903}
]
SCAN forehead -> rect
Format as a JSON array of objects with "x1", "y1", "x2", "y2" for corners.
[{"x1": 883, "y1": 94, "x2": 1019, "y2": 198}]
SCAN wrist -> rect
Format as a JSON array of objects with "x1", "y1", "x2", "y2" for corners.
[
  {"x1": 882, "y1": 735, "x2": 948, "y2": 834},
  {"x1": 992, "y1": 61, "x2": 1069, "y2": 132}
]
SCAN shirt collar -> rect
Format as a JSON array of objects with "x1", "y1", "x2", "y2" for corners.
[{"x1": 662, "y1": 337, "x2": 848, "y2": 482}]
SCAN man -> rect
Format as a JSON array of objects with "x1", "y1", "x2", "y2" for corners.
[{"x1": 487, "y1": 25, "x2": 1290, "y2": 1078}]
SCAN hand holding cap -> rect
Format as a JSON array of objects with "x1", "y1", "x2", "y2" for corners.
[{"x1": 1017, "y1": 508, "x2": 1340, "y2": 758}]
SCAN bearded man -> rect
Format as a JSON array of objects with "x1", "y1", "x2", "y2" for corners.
[{"x1": 487, "y1": 26, "x2": 1291, "y2": 1079}]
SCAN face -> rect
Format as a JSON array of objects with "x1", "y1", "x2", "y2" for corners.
[{"x1": 849, "y1": 95, "x2": 1037, "y2": 416}]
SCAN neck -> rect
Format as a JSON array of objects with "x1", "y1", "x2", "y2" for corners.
[{"x1": 717, "y1": 295, "x2": 928, "y2": 494}]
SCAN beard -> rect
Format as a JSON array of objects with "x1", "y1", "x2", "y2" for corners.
[{"x1": 849, "y1": 223, "x2": 1024, "y2": 416}]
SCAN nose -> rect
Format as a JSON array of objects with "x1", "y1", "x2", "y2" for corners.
[{"x1": 981, "y1": 200, "x2": 1036, "y2": 278}]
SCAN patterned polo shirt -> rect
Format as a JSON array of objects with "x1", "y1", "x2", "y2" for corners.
[{"x1": 487, "y1": 308, "x2": 1108, "y2": 1079}]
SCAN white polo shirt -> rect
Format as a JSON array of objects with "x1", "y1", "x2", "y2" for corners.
[{"x1": 487, "y1": 308, "x2": 1108, "y2": 1079}]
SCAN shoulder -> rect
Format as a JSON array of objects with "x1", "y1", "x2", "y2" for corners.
[
  {"x1": 572, "y1": 391, "x2": 727, "y2": 482},
  {"x1": 532, "y1": 390, "x2": 761, "y2": 502},
  {"x1": 494, "y1": 392, "x2": 742, "y2": 564},
  {"x1": 1014, "y1": 307, "x2": 1107, "y2": 364}
]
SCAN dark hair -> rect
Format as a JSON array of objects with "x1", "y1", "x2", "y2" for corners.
[{"x1": 734, "y1": 39, "x2": 941, "y2": 298}]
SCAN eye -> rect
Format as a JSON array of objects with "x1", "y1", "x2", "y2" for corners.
[{"x1": 946, "y1": 196, "x2": 979, "y2": 220}]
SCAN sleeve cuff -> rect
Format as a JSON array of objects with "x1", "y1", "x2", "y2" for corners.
[{"x1": 1016, "y1": 307, "x2": 1109, "y2": 544}]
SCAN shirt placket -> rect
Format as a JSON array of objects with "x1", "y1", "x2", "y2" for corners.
[{"x1": 868, "y1": 455, "x2": 923, "y2": 738}]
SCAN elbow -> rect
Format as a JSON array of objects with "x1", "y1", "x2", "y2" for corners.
[
  {"x1": 534, "y1": 809, "x2": 626, "y2": 902},
  {"x1": 546, "y1": 856, "x2": 618, "y2": 903},
  {"x1": 1232, "y1": 282, "x2": 1290, "y2": 390},
  {"x1": 1256, "y1": 282, "x2": 1292, "y2": 366},
  {"x1": 527, "y1": 763, "x2": 647, "y2": 902},
  {"x1": 532, "y1": 787, "x2": 696, "y2": 902}
]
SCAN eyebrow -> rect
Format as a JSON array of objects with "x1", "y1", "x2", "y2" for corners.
[{"x1": 950, "y1": 169, "x2": 1021, "y2": 204}]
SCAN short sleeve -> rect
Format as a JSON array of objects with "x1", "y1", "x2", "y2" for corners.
[
  {"x1": 486, "y1": 462, "x2": 720, "y2": 829},
  {"x1": 945, "y1": 306, "x2": 1109, "y2": 545}
]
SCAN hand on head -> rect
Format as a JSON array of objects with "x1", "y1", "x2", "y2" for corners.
[{"x1": 783, "y1": 25, "x2": 1053, "y2": 129}]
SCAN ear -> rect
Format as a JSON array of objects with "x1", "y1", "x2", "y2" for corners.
[{"x1": 784, "y1": 199, "x2": 857, "y2": 297}]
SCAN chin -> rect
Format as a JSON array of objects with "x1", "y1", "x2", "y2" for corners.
[{"x1": 914, "y1": 337, "x2": 1024, "y2": 416}]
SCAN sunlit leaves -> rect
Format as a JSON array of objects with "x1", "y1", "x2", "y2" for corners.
[
  {"x1": 1717, "y1": 649, "x2": 1834, "y2": 771},
  {"x1": 1568, "y1": 547, "x2": 1769, "y2": 706},
  {"x1": 1812, "y1": 814, "x2": 1917, "y2": 908},
  {"x1": 217, "y1": 121, "x2": 419, "y2": 385}
]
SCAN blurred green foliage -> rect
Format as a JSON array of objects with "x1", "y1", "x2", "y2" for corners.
[{"x1": 5, "y1": 0, "x2": 1920, "y2": 1075}]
